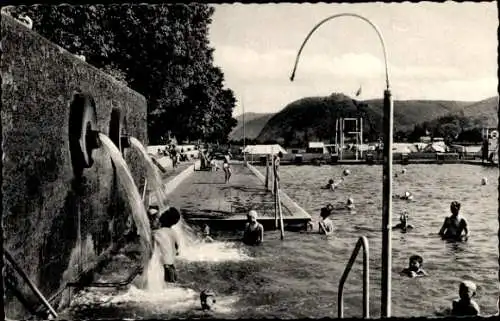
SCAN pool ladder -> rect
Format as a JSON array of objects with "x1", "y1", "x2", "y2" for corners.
[{"x1": 338, "y1": 236, "x2": 370, "y2": 318}]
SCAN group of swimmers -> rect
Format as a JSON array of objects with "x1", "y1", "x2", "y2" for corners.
[{"x1": 317, "y1": 166, "x2": 496, "y2": 316}]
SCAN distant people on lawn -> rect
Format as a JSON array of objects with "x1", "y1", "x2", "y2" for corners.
[
  {"x1": 243, "y1": 210, "x2": 264, "y2": 246},
  {"x1": 439, "y1": 201, "x2": 469, "y2": 241},
  {"x1": 223, "y1": 151, "x2": 232, "y2": 183}
]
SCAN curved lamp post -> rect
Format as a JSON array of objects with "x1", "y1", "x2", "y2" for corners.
[{"x1": 289, "y1": 13, "x2": 394, "y2": 317}]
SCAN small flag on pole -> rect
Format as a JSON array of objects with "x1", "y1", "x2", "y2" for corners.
[{"x1": 355, "y1": 85, "x2": 362, "y2": 97}]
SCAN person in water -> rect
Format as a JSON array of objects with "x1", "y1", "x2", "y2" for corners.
[
  {"x1": 201, "y1": 223, "x2": 214, "y2": 243},
  {"x1": 438, "y1": 201, "x2": 469, "y2": 241},
  {"x1": 154, "y1": 207, "x2": 181, "y2": 283},
  {"x1": 318, "y1": 206, "x2": 334, "y2": 235},
  {"x1": 223, "y1": 152, "x2": 232, "y2": 183},
  {"x1": 346, "y1": 197, "x2": 355, "y2": 210},
  {"x1": 451, "y1": 280, "x2": 480, "y2": 316},
  {"x1": 243, "y1": 210, "x2": 264, "y2": 246},
  {"x1": 400, "y1": 254, "x2": 427, "y2": 278},
  {"x1": 392, "y1": 211, "x2": 414, "y2": 232},
  {"x1": 324, "y1": 177, "x2": 344, "y2": 190},
  {"x1": 399, "y1": 191, "x2": 413, "y2": 200},
  {"x1": 147, "y1": 205, "x2": 161, "y2": 230}
]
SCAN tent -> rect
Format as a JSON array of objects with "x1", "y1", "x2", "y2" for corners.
[
  {"x1": 423, "y1": 143, "x2": 447, "y2": 153},
  {"x1": 242, "y1": 144, "x2": 288, "y2": 155}
]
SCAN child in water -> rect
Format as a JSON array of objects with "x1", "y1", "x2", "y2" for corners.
[
  {"x1": 346, "y1": 197, "x2": 355, "y2": 210},
  {"x1": 318, "y1": 206, "x2": 334, "y2": 235},
  {"x1": 400, "y1": 255, "x2": 427, "y2": 278},
  {"x1": 323, "y1": 177, "x2": 344, "y2": 190},
  {"x1": 154, "y1": 207, "x2": 181, "y2": 283},
  {"x1": 392, "y1": 211, "x2": 414, "y2": 232},
  {"x1": 243, "y1": 210, "x2": 264, "y2": 246},
  {"x1": 201, "y1": 223, "x2": 214, "y2": 243},
  {"x1": 451, "y1": 280, "x2": 480, "y2": 316}
]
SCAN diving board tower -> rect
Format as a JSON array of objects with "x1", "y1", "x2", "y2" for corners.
[{"x1": 335, "y1": 117, "x2": 363, "y2": 160}]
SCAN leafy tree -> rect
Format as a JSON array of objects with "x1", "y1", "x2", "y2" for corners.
[{"x1": 7, "y1": 4, "x2": 237, "y2": 144}]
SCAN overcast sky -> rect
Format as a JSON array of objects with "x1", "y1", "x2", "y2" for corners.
[{"x1": 208, "y1": 2, "x2": 498, "y2": 116}]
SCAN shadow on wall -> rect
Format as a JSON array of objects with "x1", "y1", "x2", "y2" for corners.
[{"x1": 2, "y1": 13, "x2": 147, "y2": 319}]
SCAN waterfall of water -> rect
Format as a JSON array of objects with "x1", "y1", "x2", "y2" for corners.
[
  {"x1": 98, "y1": 134, "x2": 152, "y2": 255},
  {"x1": 129, "y1": 137, "x2": 168, "y2": 209},
  {"x1": 126, "y1": 137, "x2": 250, "y2": 289}
]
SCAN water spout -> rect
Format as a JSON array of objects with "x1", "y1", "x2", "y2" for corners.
[{"x1": 98, "y1": 133, "x2": 152, "y2": 257}]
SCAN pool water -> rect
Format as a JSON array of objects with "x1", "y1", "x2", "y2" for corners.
[{"x1": 64, "y1": 164, "x2": 499, "y2": 318}]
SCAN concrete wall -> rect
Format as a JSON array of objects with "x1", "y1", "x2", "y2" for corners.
[{"x1": 1, "y1": 14, "x2": 148, "y2": 318}]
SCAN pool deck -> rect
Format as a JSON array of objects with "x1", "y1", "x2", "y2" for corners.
[
  {"x1": 249, "y1": 159, "x2": 498, "y2": 167},
  {"x1": 164, "y1": 161, "x2": 312, "y2": 231}
]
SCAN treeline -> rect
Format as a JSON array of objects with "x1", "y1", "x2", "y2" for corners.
[
  {"x1": 8, "y1": 4, "x2": 237, "y2": 144},
  {"x1": 398, "y1": 114, "x2": 484, "y2": 144},
  {"x1": 230, "y1": 114, "x2": 485, "y2": 146}
]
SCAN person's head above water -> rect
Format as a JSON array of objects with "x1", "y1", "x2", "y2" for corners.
[
  {"x1": 346, "y1": 197, "x2": 354, "y2": 205},
  {"x1": 450, "y1": 201, "x2": 461, "y2": 216},
  {"x1": 343, "y1": 169, "x2": 351, "y2": 176},
  {"x1": 320, "y1": 206, "x2": 332, "y2": 219},
  {"x1": 158, "y1": 207, "x2": 181, "y2": 228},
  {"x1": 400, "y1": 211, "x2": 409, "y2": 224},
  {"x1": 481, "y1": 177, "x2": 488, "y2": 185},
  {"x1": 328, "y1": 179, "x2": 334, "y2": 185},
  {"x1": 459, "y1": 280, "x2": 477, "y2": 301},
  {"x1": 409, "y1": 254, "x2": 423, "y2": 271},
  {"x1": 402, "y1": 168, "x2": 407, "y2": 174},
  {"x1": 247, "y1": 210, "x2": 258, "y2": 223}
]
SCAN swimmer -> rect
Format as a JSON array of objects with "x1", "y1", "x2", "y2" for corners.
[
  {"x1": 394, "y1": 191, "x2": 413, "y2": 201},
  {"x1": 323, "y1": 177, "x2": 344, "y2": 190},
  {"x1": 400, "y1": 254, "x2": 427, "y2": 278},
  {"x1": 346, "y1": 197, "x2": 355, "y2": 210},
  {"x1": 392, "y1": 211, "x2": 414, "y2": 232},
  {"x1": 318, "y1": 206, "x2": 334, "y2": 235},
  {"x1": 481, "y1": 177, "x2": 487, "y2": 185},
  {"x1": 402, "y1": 168, "x2": 407, "y2": 174},
  {"x1": 243, "y1": 210, "x2": 264, "y2": 246},
  {"x1": 222, "y1": 153, "x2": 232, "y2": 183},
  {"x1": 343, "y1": 169, "x2": 351, "y2": 176},
  {"x1": 201, "y1": 224, "x2": 214, "y2": 243},
  {"x1": 200, "y1": 289, "x2": 216, "y2": 311},
  {"x1": 438, "y1": 201, "x2": 469, "y2": 242},
  {"x1": 451, "y1": 280, "x2": 480, "y2": 316},
  {"x1": 147, "y1": 205, "x2": 161, "y2": 230}
]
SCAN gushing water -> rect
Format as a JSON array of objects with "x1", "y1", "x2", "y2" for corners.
[
  {"x1": 129, "y1": 137, "x2": 168, "y2": 209},
  {"x1": 98, "y1": 134, "x2": 152, "y2": 255}
]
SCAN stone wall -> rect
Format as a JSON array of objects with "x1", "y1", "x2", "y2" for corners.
[{"x1": 1, "y1": 14, "x2": 148, "y2": 318}]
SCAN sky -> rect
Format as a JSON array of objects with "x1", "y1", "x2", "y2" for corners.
[{"x1": 208, "y1": 2, "x2": 498, "y2": 116}]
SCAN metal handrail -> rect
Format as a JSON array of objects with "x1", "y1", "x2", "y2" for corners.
[
  {"x1": 338, "y1": 236, "x2": 369, "y2": 319},
  {"x1": 4, "y1": 248, "x2": 58, "y2": 318}
]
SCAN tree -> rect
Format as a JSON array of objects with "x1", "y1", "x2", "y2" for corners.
[{"x1": 8, "y1": 4, "x2": 237, "y2": 144}]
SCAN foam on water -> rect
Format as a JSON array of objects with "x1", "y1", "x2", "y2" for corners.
[
  {"x1": 129, "y1": 138, "x2": 250, "y2": 266},
  {"x1": 70, "y1": 283, "x2": 238, "y2": 315},
  {"x1": 99, "y1": 134, "x2": 152, "y2": 253}
]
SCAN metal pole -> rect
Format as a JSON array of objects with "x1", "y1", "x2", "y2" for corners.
[
  {"x1": 289, "y1": 14, "x2": 392, "y2": 316},
  {"x1": 381, "y1": 89, "x2": 394, "y2": 317},
  {"x1": 277, "y1": 179, "x2": 285, "y2": 240},
  {"x1": 4, "y1": 249, "x2": 58, "y2": 318},
  {"x1": 142, "y1": 179, "x2": 148, "y2": 202},
  {"x1": 356, "y1": 119, "x2": 359, "y2": 161},
  {"x1": 335, "y1": 118, "x2": 338, "y2": 155},
  {"x1": 265, "y1": 154, "x2": 270, "y2": 190},
  {"x1": 243, "y1": 98, "x2": 246, "y2": 161},
  {"x1": 360, "y1": 118, "x2": 364, "y2": 159}
]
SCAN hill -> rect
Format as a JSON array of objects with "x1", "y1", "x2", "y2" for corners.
[
  {"x1": 363, "y1": 99, "x2": 473, "y2": 132},
  {"x1": 459, "y1": 96, "x2": 498, "y2": 128},
  {"x1": 229, "y1": 112, "x2": 275, "y2": 140},
  {"x1": 256, "y1": 93, "x2": 384, "y2": 145}
]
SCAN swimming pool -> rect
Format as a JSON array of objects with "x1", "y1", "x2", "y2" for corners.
[{"x1": 65, "y1": 164, "x2": 499, "y2": 318}]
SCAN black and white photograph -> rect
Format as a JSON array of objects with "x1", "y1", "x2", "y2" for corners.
[{"x1": 1, "y1": 1, "x2": 499, "y2": 319}]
